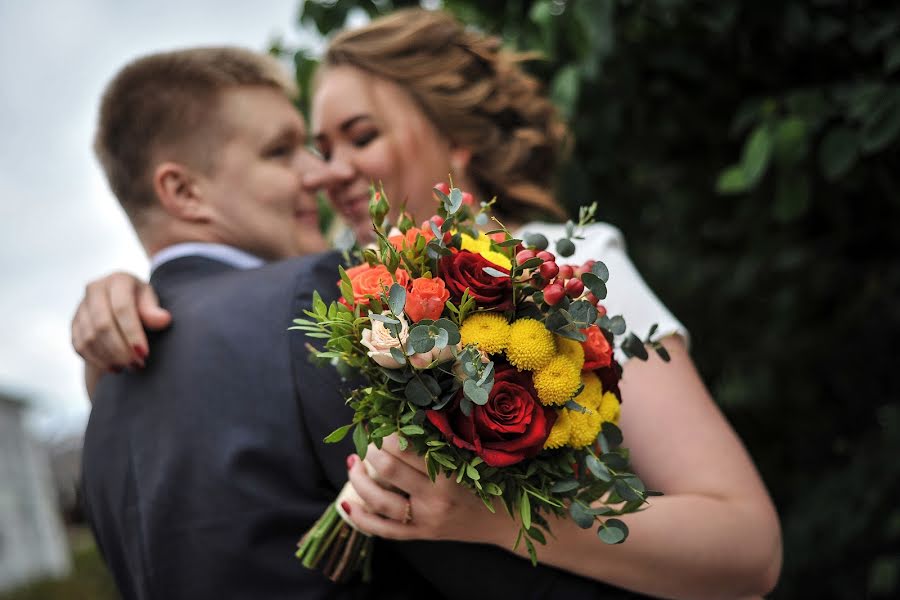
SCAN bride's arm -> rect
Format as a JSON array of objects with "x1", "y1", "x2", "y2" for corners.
[
  {"x1": 343, "y1": 336, "x2": 781, "y2": 600},
  {"x1": 71, "y1": 271, "x2": 172, "y2": 397}
]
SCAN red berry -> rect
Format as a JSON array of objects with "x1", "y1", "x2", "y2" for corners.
[
  {"x1": 516, "y1": 249, "x2": 536, "y2": 264},
  {"x1": 595, "y1": 304, "x2": 607, "y2": 317},
  {"x1": 558, "y1": 264, "x2": 574, "y2": 280},
  {"x1": 442, "y1": 231, "x2": 453, "y2": 244},
  {"x1": 423, "y1": 216, "x2": 444, "y2": 230},
  {"x1": 564, "y1": 278, "x2": 585, "y2": 298},
  {"x1": 539, "y1": 261, "x2": 559, "y2": 280},
  {"x1": 585, "y1": 292, "x2": 599, "y2": 305},
  {"x1": 543, "y1": 283, "x2": 565, "y2": 306},
  {"x1": 433, "y1": 182, "x2": 451, "y2": 195},
  {"x1": 537, "y1": 250, "x2": 555, "y2": 263},
  {"x1": 461, "y1": 192, "x2": 476, "y2": 206}
]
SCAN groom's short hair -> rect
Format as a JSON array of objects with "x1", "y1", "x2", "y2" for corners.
[{"x1": 94, "y1": 47, "x2": 297, "y2": 227}]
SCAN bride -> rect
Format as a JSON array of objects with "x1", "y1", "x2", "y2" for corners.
[{"x1": 73, "y1": 8, "x2": 780, "y2": 599}]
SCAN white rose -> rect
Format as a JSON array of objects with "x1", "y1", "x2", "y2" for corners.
[
  {"x1": 361, "y1": 312, "x2": 410, "y2": 369},
  {"x1": 409, "y1": 343, "x2": 460, "y2": 369}
]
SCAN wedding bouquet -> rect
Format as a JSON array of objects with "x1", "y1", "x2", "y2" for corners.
[{"x1": 293, "y1": 184, "x2": 667, "y2": 582}]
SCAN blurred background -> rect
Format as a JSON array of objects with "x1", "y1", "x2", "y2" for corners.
[{"x1": 1, "y1": 0, "x2": 897, "y2": 598}]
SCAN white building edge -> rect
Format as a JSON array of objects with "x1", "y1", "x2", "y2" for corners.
[{"x1": 0, "y1": 392, "x2": 71, "y2": 592}]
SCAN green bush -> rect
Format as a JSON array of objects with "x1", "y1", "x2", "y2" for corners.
[{"x1": 286, "y1": 1, "x2": 900, "y2": 598}]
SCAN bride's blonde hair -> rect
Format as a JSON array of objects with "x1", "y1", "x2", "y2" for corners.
[{"x1": 320, "y1": 8, "x2": 570, "y2": 222}]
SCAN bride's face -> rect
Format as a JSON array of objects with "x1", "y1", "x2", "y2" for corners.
[{"x1": 310, "y1": 66, "x2": 468, "y2": 242}]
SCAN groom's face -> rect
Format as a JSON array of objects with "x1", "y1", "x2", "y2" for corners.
[{"x1": 197, "y1": 86, "x2": 327, "y2": 260}]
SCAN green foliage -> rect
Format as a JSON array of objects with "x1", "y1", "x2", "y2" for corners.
[{"x1": 291, "y1": 1, "x2": 899, "y2": 596}]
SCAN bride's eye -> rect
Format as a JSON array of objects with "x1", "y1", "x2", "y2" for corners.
[{"x1": 352, "y1": 130, "x2": 377, "y2": 148}]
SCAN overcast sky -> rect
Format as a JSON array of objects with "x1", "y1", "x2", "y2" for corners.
[{"x1": 0, "y1": 0, "x2": 316, "y2": 439}]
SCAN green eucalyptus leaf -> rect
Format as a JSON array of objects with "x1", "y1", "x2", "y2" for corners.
[
  {"x1": 522, "y1": 232, "x2": 549, "y2": 250},
  {"x1": 482, "y1": 267, "x2": 510, "y2": 278},
  {"x1": 586, "y1": 454, "x2": 612, "y2": 481},
  {"x1": 581, "y1": 273, "x2": 608, "y2": 300},
  {"x1": 598, "y1": 518, "x2": 629, "y2": 544},
  {"x1": 569, "y1": 501, "x2": 594, "y2": 529},
  {"x1": 591, "y1": 261, "x2": 610, "y2": 283},
  {"x1": 463, "y1": 379, "x2": 490, "y2": 405},
  {"x1": 550, "y1": 479, "x2": 580, "y2": 493},
  {"x1": 388, "y1": 283, "x2": 406, "y2": 316}
]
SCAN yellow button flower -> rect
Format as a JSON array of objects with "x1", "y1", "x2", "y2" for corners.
[
  {"x1": 555, "y1": 336, "x2": 585, "y2": 371},
  {"x1": 460, "y1": 232, "x2": 512, "y2": 270},
  {"x1": 598, "y1": 391, "x2": 621, "y2": 425},
  {"x1": 506, "y1": 319, "x2": 555, "y2": 371},
  {"x1": 543, "y1": 408, "x2": 571, "y2": 449},
  {"x1": 534, "y1": 356, "x2": 583, "y2": 406},
  {"x1": 567, "y1": 407, "x2": 603, "y2": 448},
  {"x1": 460, "y1": 312, "x2": 510, "y2": 354},
  {"x1": 577, "y1": 371, "x2": 603, "y2": 410}
]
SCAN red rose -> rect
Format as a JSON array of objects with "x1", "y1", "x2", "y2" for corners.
[
  {"x1": 439, "y1": 250, "x2": 513, "y2": 311},
  {"x1": 594, "y1": 358, "x2": 623, "y2": 399},
  {"x1": 582, "y1": 325, "x2": 614, "y2": 370},
  {"x1": 426, "y1": 362, "x2": 556, "y2": 467}
]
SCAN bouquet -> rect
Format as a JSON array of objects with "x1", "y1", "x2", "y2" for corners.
[{"x1": 293, "y1": 184, "x2": 669, "y2": 582}]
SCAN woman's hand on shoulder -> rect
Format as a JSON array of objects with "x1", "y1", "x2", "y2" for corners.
[{"x1": 71, "y1": 271, "x2": 171, "y2": 373}]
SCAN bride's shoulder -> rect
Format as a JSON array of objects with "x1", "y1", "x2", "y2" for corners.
[{"x1": 517, "y1": 220, "x2": 626, "y2": 253}]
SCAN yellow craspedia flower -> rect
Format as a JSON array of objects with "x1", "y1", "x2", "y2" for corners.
[
  {"x1": 543, "y1": 408, "x2": 571, "y2": 449},
  {"x1": 578, "y1": 372, "x2": 603, "y2": 410},
  {"x1": 459, "y1": 312, "x2": 510, "y2": 354},
  {"x1": 460, "y1": 232, "x2": 512, "y2": 270},
  {"x1": 567, "y1": 407, "x2": 603, "y2": 448},
  {"x1": 555, "y1": 336, "x2": 585, "y2": 371},
  {"x1": 506, "y1": 319, "x2": 555, "y2": 371},
  {"x1": 598, "y1": 391, "x2": 621, "y2": 425},
  {"x1": 534, "y1": 356, "x2": 582, "y2": 406}
]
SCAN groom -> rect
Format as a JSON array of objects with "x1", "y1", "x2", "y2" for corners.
[
  {"x1": 80, "y1": 46, "x2": 435, "y2": 600},
  {"x1": 82, "y1": 46, "x2": 640, "y2": 600}
]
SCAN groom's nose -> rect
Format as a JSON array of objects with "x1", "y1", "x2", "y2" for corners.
[{"x1": 301, "y1": 155, "x2": 354, "y2": 192}]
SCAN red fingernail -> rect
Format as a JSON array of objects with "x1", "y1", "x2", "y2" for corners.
[
  {"x1": 133, "y1": 345, "x2": 148, "y2": 359},
  {"x1": 341, "y1": 501, "x2": 351, "y2": 516},
  {"x1": 346, "y1": 455, "x2": 356, "y2": 469}
]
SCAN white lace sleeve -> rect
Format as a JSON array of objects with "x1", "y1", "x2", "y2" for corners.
[{"x1": 517, "y1": 221, "x2": 689, "y2": 362}]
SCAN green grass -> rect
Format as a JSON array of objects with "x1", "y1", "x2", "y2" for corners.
[{"x1": 0, "y1": 529, "x2": 118, "y2": 600}]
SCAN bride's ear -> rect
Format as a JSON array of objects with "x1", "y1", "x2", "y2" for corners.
[{"x1": 153, "y1": 162, "x2": 212, "y2": 222}]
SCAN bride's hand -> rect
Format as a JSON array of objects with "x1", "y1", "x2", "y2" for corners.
[
  {"x1": 71, "y1": 271, "x2": 172, "y2": 372},
  {"x1": 343, "y1": 434, "x2": 516, "y2": 546}
]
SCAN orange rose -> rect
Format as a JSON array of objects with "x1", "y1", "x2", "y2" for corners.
[
  {"x1": 404, "y1": 277, "x2": 450, "y2": 322},
  {"x1": 343, "y1": 264, "x2": 411, "y2": 307},
  {"x1": 388, "y1": 227, "x2": 435, "y2": 251},
  {"x1": 581, "y1": 325, "x2": 614, "y2": 370}
]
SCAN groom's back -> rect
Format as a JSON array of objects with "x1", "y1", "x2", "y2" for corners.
[{"x1": 81, "y1": 252, "x2": 372, "y2": 600}]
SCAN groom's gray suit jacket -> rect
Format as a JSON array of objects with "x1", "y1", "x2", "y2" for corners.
[{"x1": 82, "y1": 251, "x2": 646, "y2": 600}]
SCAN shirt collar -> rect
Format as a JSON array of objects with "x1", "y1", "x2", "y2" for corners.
[{"x1": 150, "y1": 242, "x2": 266, "y2": 274}]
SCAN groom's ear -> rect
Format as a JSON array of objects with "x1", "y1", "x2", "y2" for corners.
[
  {"x1": 153, "y1": 162, "x2": 212, "y2": 223},
  {"x1": 449, "y1": 146, "x2": 473, "y2": 173}
]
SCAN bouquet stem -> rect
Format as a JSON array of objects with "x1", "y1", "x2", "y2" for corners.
[{"x1": 296, "y1": 501, "x2": 373, "y2": 583}]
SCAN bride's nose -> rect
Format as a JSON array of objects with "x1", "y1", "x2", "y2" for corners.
[{"x1": 302, "y1": 149, "x2": 355, "y2": 191}]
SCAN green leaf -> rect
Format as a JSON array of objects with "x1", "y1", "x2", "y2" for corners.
[
  {"x1": 569, "y1": 501, "x2": 594, "y2": 529},
  {"x1": 353, "y1": 424, "x2": 368, "y2": 460},
  {"x1": 496, "y1": 237, "x2": 523, "y2": 248},
  {"x1": 466, "y1": 463, "x2": 481, "y2": 481},
  {"x1": 716, "y1": 165, "x2": 749, "y2": 194},
  {"x1": 591, "y1": 261, "x2": 610, "y2": 283},
  {"x1": 773, "y1": 117, "x2": 808, "y2": 165},
  {"x1": 520, "y1": 493, "x2": 532, "y2": 530},
  {"x1": 397, "y1": 435, "x2": 408, "y2": 451},
  {"x1": 819, "y1": 126, "x2": 859, "y2": 180},
  {"x1": 519, "y1": 257, "x2": 544, "y2": 270},
  {"x1": 600, "y1": 452, "x2": 628, "y2": 471},
  {"x1": 607, "y1": 315, "x2": 626, "y2": 336},
  {"x1": 621, "y1": 333, "x2": 649, "y2": 360},
  {"x1": 389, "y1": 347, "x2": 407, "y2": 365},
  {"x1": 601, "y1": 422, "x2": 623, "y2": 447},
  {"x1": 463, "y1": 379, "x2": 490, "y2": 405},
  {"x1": 886, "y1": 41, "x2": 900, "y2": 74},
  {"x1": 446, "y1": 188, "x2": 463, "y2": 213},
  {"x1": 526, "y1": 526, "x2": 547, "y2": 545},
  {"x1": 405, "y1": 377, "x2": 435, "y2": 406},
  {"x1": 860, "y1": 91, "x2": 900, "y2": 154},
  {"x1": 555, "y1": 238, "x2": 576, "y2": 257},
  {"x1": 550, "y1": 479, "x2": 580, "y2": 493},
  {"x1": 324, "y1": 424, "x2": 352, "y2": 444},
  {"x1": 774, "y1": 173, "x2": 811, "y2": 223},
  {"x1": 408, "y1": 326, "x2": 436, "y2": 354},
  {"x1": 580, "y1": 273, "x2": 608, "y2": 300},
  {"x1": 740, "y1": 124, "x2": 773, "y2": 186},
  {"x1": 614, "y1": 479, "x2": 643, "y2": 502},
  {"x1": 598, "y1": 518, "x2": 629, "y2": 544},
  {"x1": 586, "y1": 454, "x2": 612, "y2": 482},
  {"x1": 522, "y1": 232, "x2": 549, "y2": 250},
  {"x1": 400, "y1": 425, "x2": 425, "y2": 436},
  {"x1": 388, "y1": 283, "x2": 406, "y2": 316},
  {"x1": 551, "y1": 64, "x2": 580, "y2": 120}
]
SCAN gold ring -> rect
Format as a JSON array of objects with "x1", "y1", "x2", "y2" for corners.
[{"x1": 402, "y1": 499, "x2": 413, "y2": 525}]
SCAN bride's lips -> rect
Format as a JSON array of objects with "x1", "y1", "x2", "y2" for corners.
[
  {"x1": 336, "y1": 193, "x2": 371, "y2": 221},
  {"x1": 294, "y1": 207, "x2": 319, "y2": 227}
]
